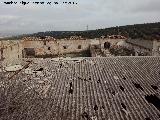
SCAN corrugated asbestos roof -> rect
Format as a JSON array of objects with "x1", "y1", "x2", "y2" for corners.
[{"x1": 0, "y1": 57, "x2": 160, "y2": 120}]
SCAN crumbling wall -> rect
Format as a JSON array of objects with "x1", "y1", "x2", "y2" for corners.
[
  {"x1": 21, "y1": 37, "x2": 123, "y2": 58},
  {"x1": 22, "y1": 38, "x2": 91, "y2": 57},
  {"x1": 100, "y1": 38, "x2": 125, "y2": 49},
  {"x1": 126, "y1": 39, "x2": 153, "y2": 50},
  {"x1": 152, "y1": 40, "x2": 160, "y2": 56},
  {"x1": 57, "y1": 39, "x2": 90, "y2": 55},
  {"x1": 1, "y1": 40, "x2": 22, "y2": 66}
]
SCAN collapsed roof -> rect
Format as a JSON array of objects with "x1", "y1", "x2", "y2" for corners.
[{"x1": 0, "y1": 57, "x2": 160, "y2": 120}]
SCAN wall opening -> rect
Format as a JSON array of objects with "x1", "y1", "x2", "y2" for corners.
[
  {"x1": 145, "y1": 94, "x2": 160, "y2": 111},
  {"x1": 104, "y1": 42, "x2": 111, "y2": 49},
  {"x1": 23, "y1": 48, "x2": 35, "y2": 58},
  {"x1": 44, "y1": 41, "x2": 46, "y2": 45},
  {"x1": 63, "y1": 46, "x2": 67, "y2": 49},
  {"x1": 48, "y1": 47, "x2": 51, "y2": 50},
  {"x1": 78, "y1": 45, "x2": 82, "y2": 49}
]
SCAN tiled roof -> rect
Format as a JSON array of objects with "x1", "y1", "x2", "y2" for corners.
[{"x1": 0, "y1": 57, "x2": 160, "y2": 120}]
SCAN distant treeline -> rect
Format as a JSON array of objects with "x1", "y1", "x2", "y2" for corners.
[{"x1": 1, "y1": 22, "x2": 160, "y2": 40}]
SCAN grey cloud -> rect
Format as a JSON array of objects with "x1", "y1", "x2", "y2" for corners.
[{"x1": 0, "y1": 0, "x2": 160, "y2": 36}]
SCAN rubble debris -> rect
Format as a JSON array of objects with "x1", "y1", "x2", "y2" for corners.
[
  {"x1": 5, "y1": 65, "x2": 23, "y2": 72},
  {"x1": 1, "y1": 57, "x2": 160, "y2": 120},
  {"x1": 113, "y1": 76, "x2": 119, "y2": 80},
  {"x1": 25, "y1": 68, "x2": 32, "y2": 74}
]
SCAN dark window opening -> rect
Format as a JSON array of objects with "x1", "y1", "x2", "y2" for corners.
[
  {"x1": 44, "y1": 41, "x2": 46, "y2": 45},
  {"x1": 145, "y1": 94, "x2": 160, "y2": 111},
  {"x1": 23, "y1": 48, "x2": 35, "y2": 57},
  {"x1": 48, "y1": 47, "x2": 51, "y2": 50},
  {"x1": 63, "y1": 46, "x2": 67, "y2": 49},
  {"x1": 120, "y1": 86, "x2": 125, "y2": 92},
  {"x1": 104, "y1": 42, "x2": 111, "y2": 49},
  {"x1": 132, "y1": 82, "x2": 144, "y2": 91},
  {"x1": 78, "y1": 45, "x2": 82, "y2": 49},
  {"x1": 151, "y1": 85, "x2": 158, "y2": 90}
]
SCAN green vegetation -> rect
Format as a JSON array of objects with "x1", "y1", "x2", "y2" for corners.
[{"x1": 1, "y1": 22, "x2": 160, "y2": 40}]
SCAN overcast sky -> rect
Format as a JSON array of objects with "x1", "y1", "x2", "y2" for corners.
[{"x1": 0, "y1": 0, "x2": 160, "y2": 36}]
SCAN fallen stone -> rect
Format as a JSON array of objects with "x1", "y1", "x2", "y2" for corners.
[
  {"x1": 5, "y1": 65, "x2": 23, "y2": 72},
  {"x1": 25, "y1": 68, "x2": 33, "y2": 74}
]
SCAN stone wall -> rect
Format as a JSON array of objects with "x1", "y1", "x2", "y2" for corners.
[
  {"x1": 126, "y1": 39, "x2": 153, "y2": 50},
  {"x1": 21, "y1": 37, "x2": 124, "y2": 57},
  {"x1": 21, "y1": 38, "x2": 91, "y2": 57},
  {"x1": 126, "y1": 39, "x2": 160, "y2": 56},
  {"x1": 0, "y1": 40, "x2": 23, "y2": 66},
  {"x1": 0, "y1": 37, "x2": 126, "y2": 64},
  {"x1": 152, "y1": 40, "x2": 160, "y2": 56}
]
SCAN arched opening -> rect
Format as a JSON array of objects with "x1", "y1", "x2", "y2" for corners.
[{"x1": 104, "y1": 42, "x2": 111, "y2": 49}]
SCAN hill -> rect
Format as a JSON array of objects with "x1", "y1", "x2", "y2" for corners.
[{"x1": 1, "y1": 22, "x2": 160, "y2": 40}]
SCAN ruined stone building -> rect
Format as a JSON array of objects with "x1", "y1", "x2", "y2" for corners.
[
  {"x1": 0, "y1": 36, "x2": 160, "y2": 66},
  {"x1": 0, "y1": 36, "x2": 160, "y2": 120},
  {"x1": 116, "y1": 39, "x2": 160, "y2": 56}
]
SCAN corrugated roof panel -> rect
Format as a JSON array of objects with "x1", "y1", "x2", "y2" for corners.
[{"x1": 0, "y1": 57, "x2": 160, "y2": 120}]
